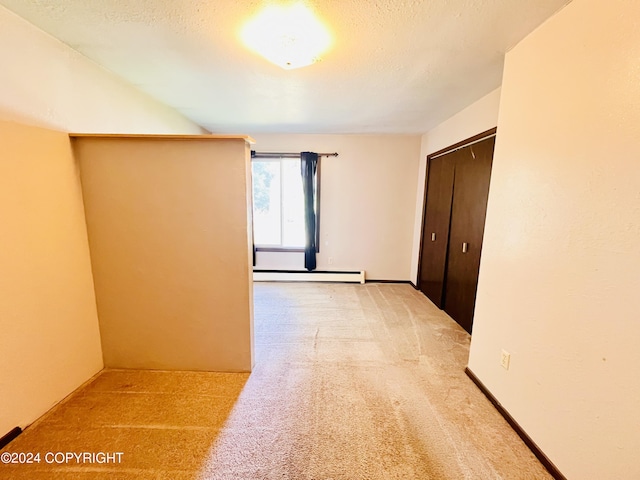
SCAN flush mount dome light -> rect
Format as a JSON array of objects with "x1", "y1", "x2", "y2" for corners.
[{"x1": 241, "y1": 3, "x2": 331, "y2": 70}]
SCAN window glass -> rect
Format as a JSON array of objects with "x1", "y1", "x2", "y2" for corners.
[{"x1": 252, "y1": 159, "x2": 305, "y2": 248}]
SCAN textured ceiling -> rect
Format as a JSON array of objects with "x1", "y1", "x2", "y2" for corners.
[{"x1": 1, "y1": 0, "x2": 570, "y2": 134}]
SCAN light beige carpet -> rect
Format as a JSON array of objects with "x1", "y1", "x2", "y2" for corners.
[{"x1": 0, "y1": 283, "x2": 551, "y2": 479}]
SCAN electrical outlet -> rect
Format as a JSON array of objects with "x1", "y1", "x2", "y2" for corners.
[
  {"x1": 500, "y1": 350, "x2": 511, "y2": 370},
  {"x1": 328, "y1": 256, "x2": 333, "y2": 265}
]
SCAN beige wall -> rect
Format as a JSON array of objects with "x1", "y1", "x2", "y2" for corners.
[
  {"x1": 468, "y1": 0, "x2": 640, "y2": 478},
  {"x1": 252, "y1": 134, "x2": 421, "y2": 280},
  {"x1": 74, "y1": 137, "x2": 254, "y2": 372},
  {"x1": 410, "y1": 88, "x2": 501, "y2": 283},
  {"x1": 0, "y1": 5, "x2": 204, "y2": 134},
  {"x1": 0, "y1": 3, "x2": 209, "y2": 437},
  {"x1": 0, "y1": 121, "x2": 103, "y2": 435}
]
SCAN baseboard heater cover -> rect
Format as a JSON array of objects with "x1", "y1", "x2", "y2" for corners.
[
  {"x1": 0, "y1": 427, "x2": 22, "y2": 449},
  {"x1": 253, "y1": 270, "x2": 365, "y2": 284}
]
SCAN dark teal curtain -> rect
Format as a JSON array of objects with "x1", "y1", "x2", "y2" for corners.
[{"x1": 300, "y1": 152, "x2": 319, "y2": 271}]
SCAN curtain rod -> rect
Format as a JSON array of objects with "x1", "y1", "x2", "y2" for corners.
[{"x1": 251, "y1": 151, "x2": 339, "y2": 159}]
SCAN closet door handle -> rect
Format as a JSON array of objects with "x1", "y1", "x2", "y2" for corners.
[
  {"x1": 431, "y1": 232, "x2": 436, "y2": 242},
  {"x1": 462, "y1": 242, "x2": 468, "y2": 253}
]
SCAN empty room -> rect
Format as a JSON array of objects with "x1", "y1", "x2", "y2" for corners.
[{"x1": 1, "y1": 0, "x2": 638, "y2": 479}]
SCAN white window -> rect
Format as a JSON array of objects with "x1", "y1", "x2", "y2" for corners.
[{"x1": 252, "y1": 158, "x2": 306, "y2": 249}]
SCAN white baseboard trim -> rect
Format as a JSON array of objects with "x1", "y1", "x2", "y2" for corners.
[{"x1": 253, "y1": 270, "x2": 365, "y2": 284}]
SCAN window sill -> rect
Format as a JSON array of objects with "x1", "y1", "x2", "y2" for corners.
[{"x1": 255, "y1": 247, "x2": 305, "y2": 253}]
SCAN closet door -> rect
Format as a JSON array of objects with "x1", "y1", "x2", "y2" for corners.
[
  {"x1": 418, "y1": 153, "x2": 456, "y2": 308},
  {"x1": 443, "y1": 137, "x2": 495, "y2": 333}
]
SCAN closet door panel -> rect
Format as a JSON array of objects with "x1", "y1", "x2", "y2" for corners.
[
  {"x1": 419, "y1": 154, "x2": 455, "y2": 308},
  {"x1": 444, "y1": 137, "x2": 495, "y2": 333}
]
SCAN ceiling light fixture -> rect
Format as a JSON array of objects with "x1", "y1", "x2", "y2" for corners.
[{"x1": 241, "y1": 3, "x2": 332, "y2": 70}]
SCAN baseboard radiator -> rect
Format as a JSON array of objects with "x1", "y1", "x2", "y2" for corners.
[{"x1": 253, "y1": 270, "x2": 365, "y2": 284}]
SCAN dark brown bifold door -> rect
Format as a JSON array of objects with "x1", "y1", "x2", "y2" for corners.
[
  {"x1": 443, "y1": 137, "x2": 495, "y2": 333},
  {"x1": 418, "y1": 152, "x2": 456, "y2": 308}
]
